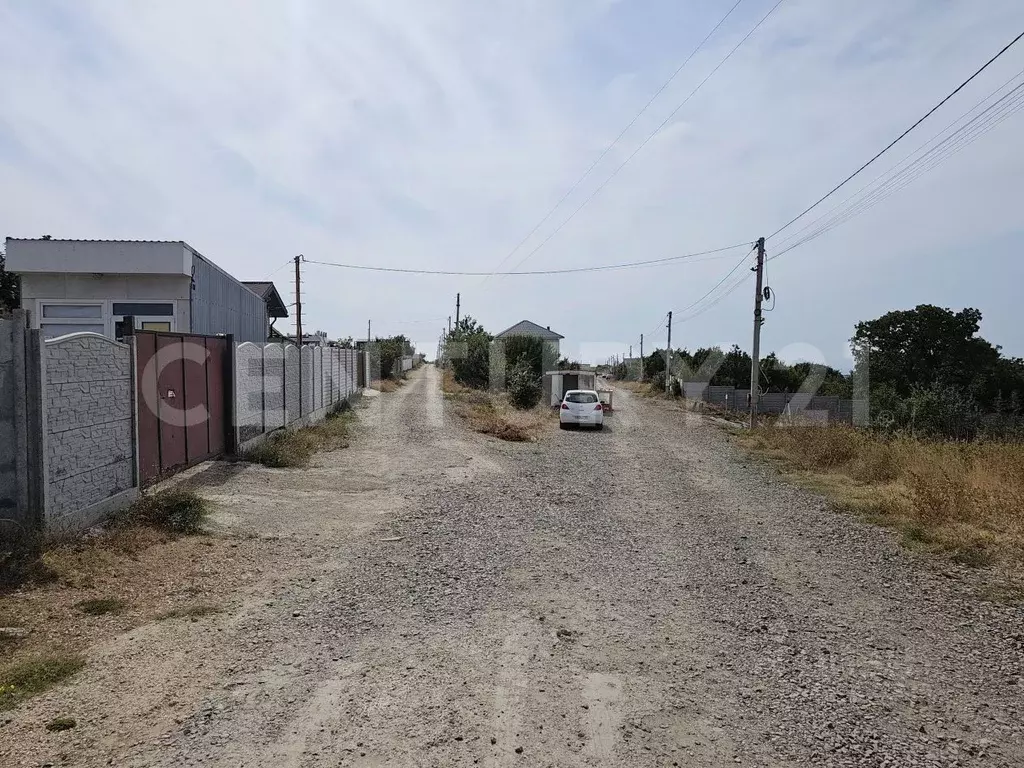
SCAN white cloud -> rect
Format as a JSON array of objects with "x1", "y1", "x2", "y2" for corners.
[{"x1": 1, "y1": 0, "x2": 1023, "y2": 362}]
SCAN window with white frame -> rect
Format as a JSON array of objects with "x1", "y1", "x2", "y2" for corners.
[{"x1": 39, "y1": 302, "x2": 106, "y2": 340}]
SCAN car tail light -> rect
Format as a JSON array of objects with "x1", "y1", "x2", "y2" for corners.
[
  {"x1": 561, "y1": 403, "x2": 569, "y2": 409},
  {"x1": 594, "y1": 404, "x2": 604, "y2": 411}
]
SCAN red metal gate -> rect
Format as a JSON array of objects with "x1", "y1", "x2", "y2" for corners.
[{"x1": 134, "y1": 331, "x2": 234, "y2": 486}]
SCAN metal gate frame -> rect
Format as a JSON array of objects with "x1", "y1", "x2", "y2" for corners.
[{"x1": 132, "y1": 329, "x2": 235, "y2": 486}]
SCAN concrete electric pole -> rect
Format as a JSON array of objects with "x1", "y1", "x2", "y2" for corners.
[
  {"x1": 665, "y1": 311, "x2": 673, "y2": 393},
  {"x1": 750, "y1": 237, "x2": 766, "y2": 428}
]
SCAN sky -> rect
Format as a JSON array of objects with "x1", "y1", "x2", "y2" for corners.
[{"x1": 1, "y1": 0, "x2": 1023, "y2": 367}]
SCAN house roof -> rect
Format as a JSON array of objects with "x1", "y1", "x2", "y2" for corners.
[
  {"x1": 242, "y1": 281, "x2": 289, "y2": 318},
  {"x1": 495, "y1": 320, "x2": 564, "y2": 340}
]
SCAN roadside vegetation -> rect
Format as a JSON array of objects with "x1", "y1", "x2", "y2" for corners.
[
  {"x1": 441, "y1": 369, "x2": 548, "y2": 442},
  {"x1": 242, "y1": 409, "x2": 353, "y2": 467},
  {"x1": 0, "y1": 485, "x2": 236, "y2": 711},
  {"x1": 1, "y1": 655, "x2": 85, "y2": 711},
  {"x1": 440, "y1": 316, "x2": 553, "y2": 441},
  {"x1": 739, "y1": 424, "x2": 1024, "y2": 569}
]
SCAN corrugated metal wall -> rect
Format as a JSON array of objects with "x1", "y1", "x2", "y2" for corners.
[{"x1": 190, "y1": 254, "x2": 268, "y2": 343}]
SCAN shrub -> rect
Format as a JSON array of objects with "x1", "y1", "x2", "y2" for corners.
[
  {"x1": 125, "y1": 489, "x2": 209, "y2": 535},
  {"x1": 507, "y1": 360, "x2": 542, "y2": 410},
  {"x1": 669, "y1": 378, "x2": 682, "y2": 398}
]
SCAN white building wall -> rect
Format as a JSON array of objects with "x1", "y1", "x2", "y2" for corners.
[
  {"x1": 6, "y1": 239, "x2": 191, "y2": 275},
  {"x1": 20, "y1": 273, "x2": 191, "y2": 338}
]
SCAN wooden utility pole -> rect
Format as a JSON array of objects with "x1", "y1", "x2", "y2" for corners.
[
  {"x1": 639, "y1": 334, "x2": 644, "y2": 380},
  {"x1": 750, "y1": 237, "x2": 766, "y2": 428},
  {"x1": 455, "y1": 293, "x2": 461, "y2": 326},
  {"x1": 665, "y1": 311, "x2": 673, "y2": 393}
]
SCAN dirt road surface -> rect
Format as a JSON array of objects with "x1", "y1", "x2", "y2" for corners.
[{"x1": 3, "y1": 365, "x2": 1022, "y2": 767}]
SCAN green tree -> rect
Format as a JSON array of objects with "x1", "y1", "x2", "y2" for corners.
[
  {"x1": 502, "y1": 335, "x2": 544, "y2": 379},
  {"x1": 447, "y1": 316, "x2": 491, "y2": 389},
  {"x1": 0, "y1": 245, "x2": 20, "y2": 314},
  {"x1": 852, "y1": 305, "x2": 1001, "y2": 401}
]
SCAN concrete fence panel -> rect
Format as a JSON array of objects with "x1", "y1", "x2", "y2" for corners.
[
  {"x1": 264, "y1": 344, "x2": 286, "y2": 432},
  {"x1": 43, "y1": 332, "x2": 137, "y2": 530},
  {"x1": 300, "y1": 346, "x2": 314, "y2": 417},
  {"x1": 285, "y1": 344, "x2": 300, "y2": 425},
  {"x1": 235, "y1": 342, "x2": 264, "y2": 443}
]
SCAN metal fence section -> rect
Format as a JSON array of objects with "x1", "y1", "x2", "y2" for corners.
[{"x1": 134, "y1": 330, "x2": 233, "y2": 486}]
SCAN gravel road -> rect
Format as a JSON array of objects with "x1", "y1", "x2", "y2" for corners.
[{"x1": 4, "y1": 365, "x2": 1022, "y2": 767}]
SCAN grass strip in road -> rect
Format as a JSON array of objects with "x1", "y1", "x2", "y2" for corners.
[
  {"x1": 738, "y1": 425, "x2": 1024, "y2": 569},
  {"x1": 441, "y1": 370, "x2": 548, "y2": 442},
  {"x1": 156, "y1": 603, "x2": 222, "y2": 621},
  {"x1": 243, "y1": 410, "x2": 354, "y2": 468},
  {"x1": 0, "y1": 655, "x2": 85, "y2": 711}
]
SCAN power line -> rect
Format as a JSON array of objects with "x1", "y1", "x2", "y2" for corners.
[
  {"x1": 502, "y1": 0, "x2": 787, "y2": 275},
  {"x1": 768, "y1": 28, "x2": 1024, "y2": 241},
  {"x1": 671, "y1": 245, "x2": 754, "y2": 316},
  {"x1": 303, "y1": 242, "x2": 749, "y2": 276},
  {"x1": 483, "y1": 0, "x2": 748, "y2": 279},
  {"x1": 769, "y1": 67, "x2": 1024, "y2": 261},
  {"x1": 267, "y1": 257, "x2": 294, "y2": 278},
  {"x1": 675, "y1": 268, "x2": 752, "y2": 324}
]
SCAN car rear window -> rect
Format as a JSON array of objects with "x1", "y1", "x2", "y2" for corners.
[{"x1": 566, "y1": 392, "x2": 598, "y2": 403}]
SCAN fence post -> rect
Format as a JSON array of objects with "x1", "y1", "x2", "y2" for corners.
[
  {"x1": 23, "y1": 326, "x2": 46, "y2": 533},
  {"x1": 225, "y1": 334, "x2": 237, "y2": 454}
]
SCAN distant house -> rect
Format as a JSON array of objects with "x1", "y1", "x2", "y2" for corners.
[
  {"x1": 5, "y1": 238, "x2": 269, "y2": 342},
  {"x1": 288, "y1": 331, "x2": 329, "y2": 347},
  {"x1": 241, "y1": 281, "x2": 289, "y2": 341},
  {"x1": 494, "y1": 320, "x2": 564, "y2": 355}
]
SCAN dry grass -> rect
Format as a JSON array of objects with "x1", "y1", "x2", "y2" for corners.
[
  {"x1": 739, "y1": 425, "x2": 1024, "y2": 568},
  {"x1": 119, "y1": 489, "x2": 210, "y2": 535},
  {"x1": 442, "y1": 369, "x2": 549, "y2": 442},
  {"x1": 0, "y1": 520, "x2": 268, "y2": 711},
  {"x1": 243, "y1": 410, "x2": 353, "y2": 468},
  {"x1": 615, "y1": 380, "x2": 662, "y2": 397},
  {"x1": 370, "y1": 379, "x2": 401, "y2": 393}
]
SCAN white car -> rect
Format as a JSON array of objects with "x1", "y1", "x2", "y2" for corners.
[{"x1": 559, "y1": 389, "x2": 605, "y2": 430}]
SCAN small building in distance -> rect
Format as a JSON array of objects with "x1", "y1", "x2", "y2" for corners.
[{"x1": 494, "y1": 320, "x2": 564, "y2": 356}]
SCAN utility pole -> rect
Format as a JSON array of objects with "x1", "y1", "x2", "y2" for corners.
[
  {"x1": 448, "y1": 316, "x2": 452, "y2": 333},
  {"x1": 294, "y1": 255, "x2": 303, "y2": 345},
  {"x1": 665, "y1": 311, "x2": 673, "y2": 393},
  {"x1": 455, "y1": 293, "x2": 461, "y2": 327},
  {"x1": 294, "y1": 254, "x2": 303, "y2": 414},
  {"x1": 639, "y1": 334, "x2": 644, "y2": 380},
  {"x1": 629, "y1": 344, "x2": 632, "y2": 360},
  {"x1": 367, "y1": 319, "x2": 371, "y2": 343},
  {"x1": 750, "y1": 237, "x2": 766, "y2": 428}
]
